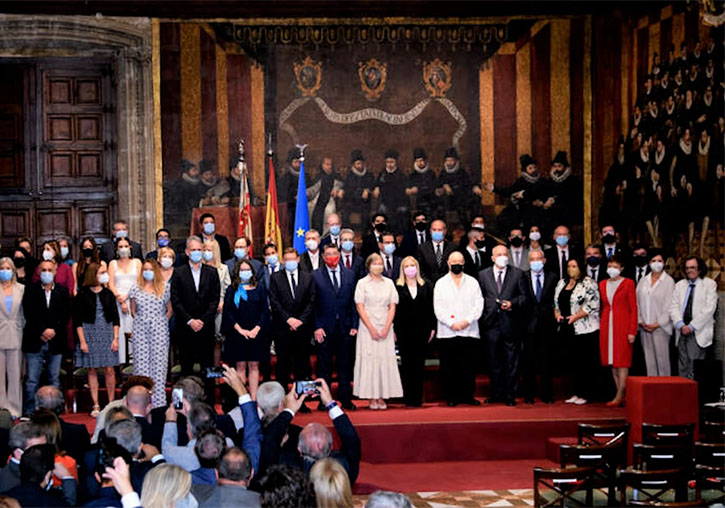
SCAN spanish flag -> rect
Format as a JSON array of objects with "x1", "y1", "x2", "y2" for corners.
[{"x1": 265, "y1": 156, "x2": 283, "y2": 251}]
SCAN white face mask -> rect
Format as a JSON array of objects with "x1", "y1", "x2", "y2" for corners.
[
  {"x1": 649, "y1": 261, "x2": 664, "y2": 273},
  {"x1": 160, "y1": 257, "x2": 174, "y2": 269},
  {"x1": 494, "y1": 256, "x2": 509, "y2": 268},
  {"x1": 42, "y1": 250, "x2": 54, "y2": 261},
  {"x1": 606, "y1": 267, "x2": 621, "y2": 278},
  {"x1": 98, "y1": 273, "x2": 110, "y2": 285},
  {"x1": 306, "y1": 239, "x2": 319, "y2": 252},
  {"x1": 529, "y1": 231, "x2": 541, "y2": 241}
]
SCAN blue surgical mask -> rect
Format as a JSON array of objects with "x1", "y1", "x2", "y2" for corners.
[
  {"x1": 142, "y1": 270, "x2": 155, "y2": 282},
  {"x1": 40, "y1": 271, "x2": 54, "y2": 285},
  {"x1": 115, "y1": 230, "x2": 128, "y2": 239},
  {"x1": 329, "y1": 225, "x2": 341, "y2": 236},
  {"x1": 341, "y1": 240, "x2": 354, "y2": 252},
  {"x1": 234, "y1": 248, "x2": 246, "y2": 260},
  {"x1": 239, "y1": 270, "x2": 253, "y2": 282},
  {"x1": 431, "y1": 231, "x2": 444, "y2": 243},
  {"x1": 0, "y1": 269, "x2": 12, "y2": 282},
  {"x1": 383, "y1": 243, "x2": 396, "y2": 255},
  {"x1": 266, "y1": 255, "x2": 278, "y2": 266},
  {"x1": 555, "y1": 235, "x2": 569, "y2": 246},
  {"x1": 203, "y1": 223, "x2": 215, "y2": 235},
  {"x1": 285, "y1": 260, "x2": 298, "y2": 272},
  {"x1": 189, "y1": 250, "x2": 202, "y2": 263},
  {"x1": 530, "y1": 260, "x2": 544, "y2": 273},
  {"x1": 157, "y1": 237, "x2": 170, "y2": 247},
  {"x1": 60, "y1": 246, "x2": 69, "y2": 259},
  {"x1": 202, "y1": 251, "x2": 214, "y2": 262}
]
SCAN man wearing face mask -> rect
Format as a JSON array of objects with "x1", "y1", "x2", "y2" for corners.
[
  {"x1": 259, "y1": 243, "x2": 282, "y2": 290},
  {"x1": 225, "y1": 237, "x2": 264, "y2": 285},
  {"x1": 597, "y1": 224, "x2": 631, "y2": 266},
  {"x1": 545, "y1": 225, "x2": 582, "y2": 280},
  {"x1": 584, "y1": 244, "x2": 608, "y2": 283},
  {"x1": 339, "y1": 228, "x2": 365, "y2": 281},
  {"x1": 361, "y1": 213, "x2": 388, "y2": 261},
  {"x1": 373, "y1": 149, "x2": 409, "y2": 234},
  {"x1": 433, "y1": 251, "x2": 484, "y2": 406},
  {"x1": 630, "y1": 245, "x2": 650, "y2": 285},
  {"x1": 100, "y1": 220, "x2": 143, "y2": 264},
  {"x1": 299, "y1": 230, "x2": 322, "y2": 273},
  {"x1": 507, "y1": 228, "x2": 529, "y2": 271},
  {"x1": 457, "y1": 216, "x2": 498, "y2": 259},
  {"x1": 319, "y1": 213, "x2": 342, "y2": 250},
  {"x1": 199, "y1": 213, "x2": 231, "y2": 263},
  {"x1": 461, "y1": 227, "x2": 486, "y2": 277},
  {"x1": 478, "y1": 245, "x2": 528, "y2": 406},
  {"x1": 145, "y1": 228, "x2": 177, "y2": 263},
  {"x1": 416, "y1": 219, "x2": 455, "y2": 283},
  {"x1": 377, "y1": 232, "x2": 401, "y2": 280},
  {"x1": 398, "y1": 212, "x2": 429, "y2": 259},
  {"x1": 171, "y1": 236, "x2": 221, "y2": 399}
]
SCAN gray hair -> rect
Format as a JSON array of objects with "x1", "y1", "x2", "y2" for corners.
[
  {"x1": 9, "y1": 422, "x2": 43, "y2": 451},
  {"x1": 34, "y1": 386, "x2": 64, "y2": 415},
  {"x1": 340, "y1": 228, "x2": 355, "y2": 238},
  {"x1": 107, "y1": 419, "x2": 142, "y2": 455},
  {"x1": 299, "y1": 423, "x2": 332, "y2": 460},
  {"x1": 188, "y1": 402, "x2": 217, "y2": 438},
  {"x1": 103, "y1": 406, "x2": 134, "y2": 436},
  {"x1": 173, "y1": 377, "x2": 205, "y2": 405},
  {"x1": 186, "y1": 235, "x2": 202, "y2": 249},
  {"x1": 257, "y1": 382, "x2": 285, "y2": 424},
  {"x1": 365, "y1": 491, "x2": 414, "y2": 508}
]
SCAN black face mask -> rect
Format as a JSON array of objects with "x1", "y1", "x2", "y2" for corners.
[
  {"x1": 510, "y1": 237, "x2": 524, "y2": 248},
  {"x1": 450, "y1": 264, "x2": 464, "y2": 275},
  {"x1": 633, "y1": 255, "x2": 648, "y2": 267},
  {"x1": 13, "y1": 257, "x2": 25, "y2": 269},
  {"x1": 475, "y1": 239, "x2": 486, "y2": 249},
  {"x1": 82, "y1": 248, "x2": 94, "y2": 258},
  {"x1": 586, "y1": 256, "x2": 601, "y2": 267},
  {"x1": 374, "y1": 223, "x2": 387, "y2": 233},
  {"x1": 414, "y1": 221, "x2": 428, "y2": 232},
  {"x1": 602, "y1": 233, "x2": 616, "y2": 244}
]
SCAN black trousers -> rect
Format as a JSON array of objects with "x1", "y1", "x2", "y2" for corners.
[
  {"x1": 179, "y1": 332, "x2": 216, "y2": 402},
  {"x1": 315, "y1": 323, "x2": 356, "y2": 404},
  {"x1": 275, "y1": 328, "x2": 312, "y2": 389},
  {"x1": 398, "y1": 331, "x2": 428, "y2": 406},
  {"x1": 485, "y1": 328, "x2": 520, "y2": 401},
  {"x1": 521, "y1": 323, "x2": 555, "y2": 401},
  {"x1": 561, "y1": 326, "x2": 599, "y2": 402},
  {"x1": 438, "y1": 336, "x2": 478, "y2": 404}
]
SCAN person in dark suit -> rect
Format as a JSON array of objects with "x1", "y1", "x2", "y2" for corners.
[
  {"x1": 171, "y1": 236, "x2": 221, "y2": 399},
  {"x1": 598, "y1": 224, "x2": 632, "y2": 267},
  {"x1": 199, "y1": 212, "x2": 232, "y2": 263},
  {"x1": 258, "y1": 243, "x2": 282, "y2": 293},
  {"x1": 0, "y1": 422, "x2": 47, "y2": 495},
  {"x1": 520, "y1": 250, "x2": 558, "y2": 404},
  {"x1": 145, "y1": 228, "x2": 184, "y2": 266},
  {"x1": 378, "y1": 231, "x2": 401, "y2": 280},
  {"x1": 584, "y1": 244, "x2": 608, "y2": 283},
  {"x1": 319, "y1": 213, "x2": 342, "y2": 250},
  {"x1": 544, "y1": 225, "x2": 582, "y2": 280},
  {"x1": 123, "y1": 385, "x2": 162, "y2": 450},
  {"x1": 630, "y1": 244, "x2": 650, "y2": 285},
  {"x1": 416, "y1": 219, "x2": 455, "y2": 283},
  {"x1": 478, "y1": 245, "x2": 528, "y2": 406},
  {"x1": 22, "y1": 260, "x2": 71, "y2": 416},
  {"x1": 460, "y1": 227, "x2": 487, "y2": 277},
  {"x1": 398, "y1": 211, "x2": 429, "y2": 259},
  {"x1": 269, "y1": 248, "x2": 316, "y2": 407},
  {"x1": 339, "y1": 229, "x2": 365, "y2": 280},
  {"x1": 225, "y1": 236, "x2": 265, "y2": 287},
  {"x1": 457, "y1": 216, "x2": 498, "y2": 267},
  {"x1": 312, "y1": 244, "x2": 359, "y2": 410},
  {"x1": 6, "y1": 444, "x2": 76, "y2": 507},
  {"x1": 34, "y1": 386, "x2": 90, "y2": 465},
  {"x1": 394, "y1": 256, "x2": 436, "y2": 406},
  {"x1": 299, "y1": 230, "x2": 322, "y2": 273},
  {"x1": 361, "y1": 213, "x2": 388, "y2": 261},
  {"x1": 99, "y1": 219, "x2": 143, "y2": 264}
]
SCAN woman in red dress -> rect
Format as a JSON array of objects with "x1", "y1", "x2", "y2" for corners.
[{"x1": 599, "y1": 255, "x2": 638, "y2": 407}]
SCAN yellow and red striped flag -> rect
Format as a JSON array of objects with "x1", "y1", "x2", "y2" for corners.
[{"x1": 265, "y1": 156, "x2": 283, "y2": 251}]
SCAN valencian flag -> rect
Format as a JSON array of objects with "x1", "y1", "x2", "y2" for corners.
[
  {"x1": 265, "y1": 156, "x2": 283, "y2": 251},
  {"x1": 292, "y1": 145, "x2": 310, "y2": 253},
  {"x1": 237, "y1": 157, "x2": 254, "y2": 257}
]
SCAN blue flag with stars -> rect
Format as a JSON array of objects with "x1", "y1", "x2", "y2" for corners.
[{"x1": 293, "y1": 155, "x2": 310, "y2": 253}]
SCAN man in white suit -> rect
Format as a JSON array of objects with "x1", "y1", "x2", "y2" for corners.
[{"x1": 669, "y1": 256, "x2": 717, "y2": 379}]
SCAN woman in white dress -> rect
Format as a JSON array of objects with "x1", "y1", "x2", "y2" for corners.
[
  {"x1": 636, "y1": 250, "x2": 675, "y2": 376},
  {"x1": 353, "y1": 253, "x2": 403, "y2": 410},
  {"x1": 108, "y1": 237, "x2": 142, "y2": 364},
  {"x1": 202, "y1": 239, "x2": 231, "y2": 338}
]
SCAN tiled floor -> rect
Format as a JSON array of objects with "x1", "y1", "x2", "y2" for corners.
[{"x1": 353, "y1": 489, "x2": 535, "y2": 507}]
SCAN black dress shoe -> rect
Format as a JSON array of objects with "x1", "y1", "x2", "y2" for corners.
[
  {"x1": 462, "y1": 398, "x2": 481, "y2": 406},
  {"x1": 298, "y1": 403, "x2": 311, "y2": 413},
  {"x1": 446, "y1": 401, "x2": 458, "y2": 407},
  {"x1": 524, "y1": 397, "x2": 535, "y2": 404},
  {"x1": 341, "y1": 401, "x2": 357, "y2": 411},
  {"x1": 484, "y1": 397, "x2": 502, "y2": 404},
  {"x1": 506, "y1": 399, "x2": 516, "y2": 407}
]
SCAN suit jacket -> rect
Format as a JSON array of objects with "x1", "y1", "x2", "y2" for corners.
[
  {"x1": 340, "y1": 251, "x2": 366, "y2": 280},
  {"x1": 416, "y1": 241, "x2": 456, "y2": 283},
  {"x1": 0, "y1": 282, "x2": 24, "y2": 350},
  {"x1": 135, "y1": 415, "x2": 162, "y2": 449},
  {"x1": 269, "y1": 270, "x2": 316, "y2": 335},
  {"x1": 258, "y1": 263, "x2": 282, "y2": 294},
  {"x1": 21, "y1": 282, "x2": 71, "y2": 354},
  {"x1": 669, "y1": 277, "x2": 718, "y2": 348},
  {"x1": 379, "y1": 252, "x2": 401, "y2": 280},
  {"x1": 460, "y1": 246, "x2": 485, "y2": 277},
  {"x1": 544, "y1": 245, "x2": 583, "y2": 279},
  {"x1": 585, "y1": 263, "x2": 609, "y2": 283},
  {"x1": 59, "y1": 417, "x2": 90, "y2": 465},
  {"x1": 394, "y1": 281, "x2": 436, "y2": 339},
  {"x1": 312, "y1": 265, "x2": 359, "y2": 334},
  {"x1": 224, "y1": 257, "x2": 265, "y2": 288},
  {"x1": 508, "y1": 247, "x2": 530, "y2": 271},
  {"x1": 299, "y1": 251, "x2": 321, "y2": 273},
  {"x1": 478, "y1": 266, "x2": 528, "y2": 336},
  {"x1": 6, "y1": 481, "x2": 74, "y2": 507},
  {"x1": 320, "y1": 234, "x2": 341, "y2": 250},
  {"x1": 398, "y1": 229, "x2": 428, "y2": 259},
  {"x1": 170, "y1": 264, "x2": 221, "y2": 341},
  {"x1": 599, "y1": 242, "x2": 632, "y2": 266},
  {"x1": 203, "y1": 234, "x2": 231, "y2": 263},
  {"x1": 99, "y1": 239, "x2": 143, "y2": 264},
  {"x1": 0, "y1": 460, "x2": 20, "y2": 493},
  {"x1": 361, "y1": 232, "x2": 382, "y2": 261},
  {"x1": 457, "y1": 234, "x2": 498, "y2": 268},
  {"x1": 195, "y1": 484, "x2": 261, "y2": 508},
  {"x1": 523, "y1": 270, "x2": 558, "y2": 334}
]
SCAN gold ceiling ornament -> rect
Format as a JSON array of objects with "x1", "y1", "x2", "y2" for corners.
[
  {"x1": 358, "y1": 58, "x2": 388, "y2": 101},
  {"x1": 423, "y1": 58, "x2": 452, "y2": 98},
  {"x1": 293, "y1": 56, "x2": 322, "y2": 97}
]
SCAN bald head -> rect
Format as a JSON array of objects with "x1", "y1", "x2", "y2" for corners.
[
  {"x1": 299, "y1": 423, "x2": 333, "y2": 460},
  {"x1": 447, "y1": 251, "x2": 464, "y2": 265},
  {"x1": 35, "y1": 386, "x2": 64, "y2": 415},
  {"x1": 553, "y1": 225, "x2": 570, "y2": 238},
  {"x1": 492, "y1": 245, "x2": 508, "y2": 258},
  {"x1": 125, "y1": 386, "x2": 151, "y2": 417}
]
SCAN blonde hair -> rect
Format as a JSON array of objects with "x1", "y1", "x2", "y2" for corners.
[
  {"x1": 158, "y1": 246, "x2": 176, "y2": 263},
  {"x1": 396, "y1": 256, "x2": 424, "y2": 286},
  {"x1": 138, "y1": 259, "x2": 166, "y2": 298},
  {"x1": 0, "y1": 258, "x2": 17, "y2": 284},
  {"x1": 203, "y1": 239, "x2": 222, "y2": 268},
  {"x1": 309, "y1": 458, "x2": 353, "y2": 508},
  {"x1": 140, "y1": 464, "x2": 191, "y2": 508}
]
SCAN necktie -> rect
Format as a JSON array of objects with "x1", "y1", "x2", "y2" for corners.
[
  {"x1": 418, "y1": 233, "x2": 424, "y2": 244},
  {"x1": 637, "y1": 268, "x2": 642, "y2": 283},
  {"x1": 514, "y1": 251, "x2": 520, "y2": 267},
  {"x1": 331, "y1": 269, "x2": 339, "y2": 291},
  {"x1": 560, "y1": 250, "x2": 567, "y2": 279},
  {"x1": 345, "y1": 255, "x2": 351, "y2": 269},
  {"x1": 683, "y1": 283, "x2": 695, "y2": 324},
  {"x1": 535, "y1": 274, "x2": 542, "y2": 302},
  {"x1": 474, "y1": 251, "x2": 480, "y2": 268},
  {"x1": 290, "y1": 273, "x2": 297, "y2": 298},
  {"x1": 385, "y1": 256, "x2": 392, "y2": 273},
  {"x1": 607, "y1": 247, "x2": 613, "y2": 258},
  {"x1": 435, "y1": 243, "x2": 443, "y2": 266},
  {"x1": 592, "y1": 268, "x2": 597, "y2": 280},
  {"x1": 496, "y1": 270, "x2": 503, "y2": 294}
]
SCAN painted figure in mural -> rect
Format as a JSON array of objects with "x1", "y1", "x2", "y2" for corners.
[
  {"x1": 541, "y1": 150, "x2": 582, "y2": 235},
  {"x1": 308, "y1": 156, "x2": 344, "y2": 234},
  {"x1": 199, "y1": 160, "x2": 230, "y2": 207},
  {"x1": 407, "y1": 148, "x2": 437, "y2": 220},
  {"x1": 165, "y1": 159, "x2": 204, "y2": 237},
  {"x1": 374, "y1": 149, "x2": 410, "y2": 234},
  {"x1": 436, "y1": 147, "x2": 481, "y2": 227},
  {"x1": 341, "y1": 149, "x2": 374, "y2": 231},
  {"x1": 277, "y1": 146, "x2": 304, "y2": 206}
]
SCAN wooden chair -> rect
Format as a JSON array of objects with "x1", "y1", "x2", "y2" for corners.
[
  {"x1": 641, "y1": 423, "x2": 695, "y2": 447},
  {"x1": 578, "y1": 422, "x2": 630, "y2": 468},
  {"x1": 533, "y1": 466, "x2": 594, "y2": 507},
  {"x1": 560, "y1": 443, "x2": 620, "y2": 505},
  {"x1": 628, "y1": 499, "x2": 706, "y2": 507},
  {"x1": 701, "y1": 421, "x2": 725, "y2": 443},
  {"x1": 694, "y1": 442, "x2": 725, "y2": 504},
  {"x1": 619, "y1": 468, "x2": 690, "y2": 506},
  {"x1": 632, "y1": 443, "x2": 693, "y2": 472}
]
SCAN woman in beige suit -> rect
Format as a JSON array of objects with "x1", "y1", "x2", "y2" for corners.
[{"x1": 0, "y1": 257, "x2": 24, "y2": 417}]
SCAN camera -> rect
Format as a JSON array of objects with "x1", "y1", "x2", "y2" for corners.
[
  {"x1": 172, "y1": 387, "x2": 184, "y2": 410},
  {"x1": 95, "y1": 438, "x2": 131, "y2": 477},
  {"x1": 296, "y1": 380, "x2": 320, "y2": 396},
  {"x1": 205, "y1": 366, "x2": 225, "y2": 379}
]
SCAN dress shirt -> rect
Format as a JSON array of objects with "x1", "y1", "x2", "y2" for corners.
[
  {"x1": 604, "y1": 244, "x2": 616, "y2": 258},
  {"x1": 329, "y1": 235, "x2": 340, "y2": 248},
  {"x1": 44, "y1": 284, "x2": 55, "y2": 307},
  {"x1": 556, "y1": 246, "x2": 569, "y2": 277},
  {"x1": 588, "y1": 266, "x2": 600, "y2": 280},
  {"x1": 309, "y1": 251, "x2": 320, "y2": 270},
  {"x1": 531, "y1": 270, "x2": 544, "y2": 295},
  {"x1": 433, "y1": 274, "x2": 484, "y2": 339},
  {"x1": 190, "y1": 262, "x2": 201, "y2": 291},
  {"x1": 676, "y1": 278, "x2": 700, "y2": 331},
  {"x1": 342, "y1": 252, "x2": 354, "y2": 269},
  {"x1": 466, "y1": 246, "x2": 481, "y2": 267},
  {"x1": 511, "y1": 247, "x2": 523, "y2": 267},
  {"x1": 287, "y1": 269, "x2": 299, "y2": 296},
  {"x1": 326, "y1": 264, "x2": 340, "y2": 288},
  {"x1": 417, "y1": 232, "x2": 426, "y2": 245},
  {"x1": 494, "y1": 266, "x2": 508, "y2": 292}
]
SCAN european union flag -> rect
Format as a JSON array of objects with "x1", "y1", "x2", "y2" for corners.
[{"x1": 293, "y1": 152, "x2": 310, "y2": 253}]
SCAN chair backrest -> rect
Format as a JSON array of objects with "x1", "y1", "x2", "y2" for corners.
[
  {"x1": 619, "y1": 468, "x2": 688, "y2": 506},
  {"x1": 628, "y1": 499, "x2": 706, "y2": 507},
  {"x1": 578, "y1": 422, "x2": 630, "y2": 467},
  {"x1": 533, "y1": 466, "x2": 594, "y2": 508},
  {"x1": 701, "y1": 421, "x2": 725, "y2": 443},
  {"x1": 641, "y1": 423, "x2": 695, "y2": 447},
  {"x1": 632, "y1": 443, "x2": 693, "y2": 471},
  {"x1": 560, "y1": 443, "x2": 620, "y2": 470},
  {"x1": 694, "y1": 441, "x2": 725, "y2": 468}
]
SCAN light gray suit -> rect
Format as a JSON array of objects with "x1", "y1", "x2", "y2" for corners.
[
  {"x1": 0, "y1": 282, "x2": 24, "y2": 417},
  {"x1": 194, "y1": 484, "x2": 261, "y2": 508}
]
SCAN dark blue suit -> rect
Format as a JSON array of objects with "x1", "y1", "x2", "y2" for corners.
[
  {"x1": 380, "y1": 252, "x2": 401, "y2": 280},
  {"x1": 340, "y1": 251, "x2": 366, "y2": 281},
  {"x1": 312, "y1": 264, "x2": 359, "y2": 404}
]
